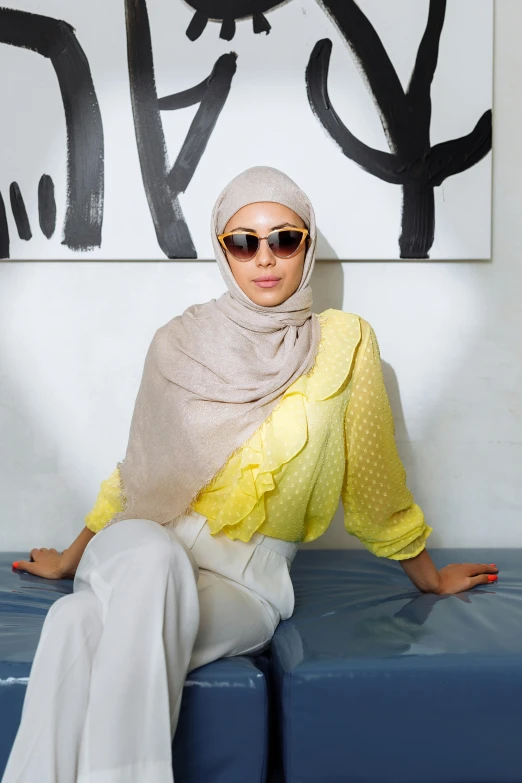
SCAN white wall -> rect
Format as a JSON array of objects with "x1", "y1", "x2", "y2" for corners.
[{"x1": 1, "y1": 0, "x2": 520, "y2": 553}]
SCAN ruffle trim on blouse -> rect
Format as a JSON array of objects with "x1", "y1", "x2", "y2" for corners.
[{"x1": 199, "y1": 310, "x2": 363, "y2": 541}]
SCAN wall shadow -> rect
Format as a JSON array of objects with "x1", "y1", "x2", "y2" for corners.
[
  {"x1": 380, "y1": 359, "x2": 419, "y2": 491},
  {"x1": 311, "y1": 228, "x2": 344, "y2": 313}
]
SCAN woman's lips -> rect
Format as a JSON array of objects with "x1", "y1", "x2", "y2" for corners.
[{"x1": 253, "y1": 277, "x2": 282, "y2": 288}]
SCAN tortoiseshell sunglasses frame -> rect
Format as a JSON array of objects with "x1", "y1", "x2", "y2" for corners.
[{"x1": 217, "y1": 227, "x2": 309, "y2": 261}]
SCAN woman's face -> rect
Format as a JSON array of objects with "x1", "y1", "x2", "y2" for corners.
[{"x1": 221, "y1": 202, "x2": 307, "y2": 307}]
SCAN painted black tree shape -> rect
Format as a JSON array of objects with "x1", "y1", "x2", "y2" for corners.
[
  {"x1": 184, "y1": 1, "x2": 287, "y2": 41},
  {"x1": 0, "y1": 7, "x2": 104, "y2": 255},
  {"x1": 125, "y1": 0, "x2": 237, "y2": 259},
  {"x1": 306, "y1": 0, "x2": 492, "y2": 259}
]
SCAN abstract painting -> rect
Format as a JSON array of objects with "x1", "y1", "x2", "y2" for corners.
[{"x1": 0, "y1": 0, "x2": 493, "y2": 260}]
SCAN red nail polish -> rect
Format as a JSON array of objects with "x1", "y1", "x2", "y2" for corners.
[
  {"x1": 487, "y1": 574, "x2": 498, "y2": 582},
  {"x1": 490, "y1": 564, "x2": 497, "y2": 568},
  {"x1": 12, "y1": 562, "x2": 19, "y2": 569}
]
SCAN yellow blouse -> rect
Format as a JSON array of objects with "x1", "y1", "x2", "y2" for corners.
[{"x1": 85, "y1": 310, "x2": 432, "y2": 560}]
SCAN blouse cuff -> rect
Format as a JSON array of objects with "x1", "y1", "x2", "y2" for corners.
[
  {"x1": 352, "y1": 500, "x2": 433, "y2": 560},
  {"x1": 84, "y1": 467, "x2": 125, "y2": 534},
  {"x1": 383, "y1": 523, "x2": 433, "y2": 561}
]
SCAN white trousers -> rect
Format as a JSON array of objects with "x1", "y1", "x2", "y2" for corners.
[{"x1": 2, "y1": 512, "x2": 297, "y2": 783}]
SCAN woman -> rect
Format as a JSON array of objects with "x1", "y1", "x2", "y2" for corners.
[{"x1": 4, "y1": 166, "x2": 498, "y2": 783}]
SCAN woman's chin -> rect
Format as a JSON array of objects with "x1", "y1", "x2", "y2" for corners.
[{"x1": 248, "y1": 287, "x2": 288, "y2": 307}]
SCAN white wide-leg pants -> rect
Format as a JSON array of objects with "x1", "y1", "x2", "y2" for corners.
[{"x1": 2, "y1": 512, "x2": 297, "y2": 783}]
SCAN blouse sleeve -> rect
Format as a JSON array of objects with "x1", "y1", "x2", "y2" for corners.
[
  {"x1": 84, "y1": 465, "x2": 125, "y2": 534},
  {"x1": 341, "y1": 321, "x2": 432, "y2": 560}
]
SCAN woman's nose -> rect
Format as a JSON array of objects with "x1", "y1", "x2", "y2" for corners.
[{"x1": 256, "y1": 238, "x2": 276, "y2": 266}]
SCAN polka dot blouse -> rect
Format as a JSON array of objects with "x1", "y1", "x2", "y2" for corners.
[{"x1": 85, "y1": 310, "x2": 431, "y2": 560}]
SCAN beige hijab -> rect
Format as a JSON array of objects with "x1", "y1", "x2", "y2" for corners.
[{"x1": 107, "y1": 166, "x2": 321, "y2": 529}]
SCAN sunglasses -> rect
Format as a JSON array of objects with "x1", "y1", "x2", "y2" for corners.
[{"x1": 218, "y1": 227, "x2": 309, "y2": 262}]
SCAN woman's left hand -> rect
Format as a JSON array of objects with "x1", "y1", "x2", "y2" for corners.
[
  {"x1": 400, "y1": 549, "x2": 499, "y2": 594},
  {"x1": 436, "y1": 562, "x2": 499, "y2": 595}
]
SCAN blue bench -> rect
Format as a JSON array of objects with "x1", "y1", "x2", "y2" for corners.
[
  {"x1": 270, "y1": 548, "x2": 522, "y2": 783},
  {"x1": 0, "y1": 553, "x2": 269, "y2": 783},
  {"x1": 2, "y1": 549, "x2": 522, "y2": 783}
]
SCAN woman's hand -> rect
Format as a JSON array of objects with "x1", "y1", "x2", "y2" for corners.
[
  {"x1": 13, "y1": 548, "x2": 74, "y2": 580},
  {"x1": 13, "y1": 526, "x2": 96, "y2": 580},
  {"x1": 435, "y1": 562, "x2": 499, "y2": 595},
  {"x1": 400, "y1": 549, "x2": 499, "y2": 595}
]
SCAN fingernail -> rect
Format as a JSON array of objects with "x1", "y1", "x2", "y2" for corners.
[
  {"x1": 490, "y1": 564, "x2": 497, "y2": 568},
  {"x1": 488, "y1": 574, "x2": 498, "y2": 582},
  {"x1": 12, "y1": 562, "x2": 19, "y2": 569}
]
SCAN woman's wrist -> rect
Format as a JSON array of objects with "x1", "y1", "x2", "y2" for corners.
[
  {"x1": 60, "y1": 527, "x2": 96, "y2": 578},
  {"x1": 58, "y1": 549, "x2": 78, "y2": 579},
  {"x1": 399, "y1": 548, "x2": 442, "y2": 594}
]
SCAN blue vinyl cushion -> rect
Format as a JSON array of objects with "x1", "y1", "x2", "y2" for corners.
[
  {"x1": 0, "y1": 553, "x2": 268, "y2": 783},
  {"x1": 270, "y1": 548, "x2": 522, "y2": 783}
]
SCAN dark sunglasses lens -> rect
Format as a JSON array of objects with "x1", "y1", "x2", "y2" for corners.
[
  {"x1": 268, "y1": 230, "x2": 303, "y2": 258},
  {"x1": 223, "y1": 233, "x2": 259, "y2": 260}
]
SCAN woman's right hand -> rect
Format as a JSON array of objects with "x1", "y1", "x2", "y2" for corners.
[
  {"x1": 13, "y1": 526, "x2": 96, "y2": 580},
  {"x1": 14, "y1": 547, "x2": 75, "y2": 580}
]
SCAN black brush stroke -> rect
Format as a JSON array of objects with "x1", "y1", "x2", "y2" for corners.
[
  {"x1": 253, "y1": 13, "x2": 271, "y2": 34},
  {"x1": 38, "y1": 174, "x2": 57, "y2": 239},
  {"x1": 166, "y1": 54, "x2": 237, "y2": 195},
  {"x1": 186, "y1": 0, "x2": 284, "y2": 16},
  {"x1": 158, "y1": 80, "x2": 208, "y2": 111},
  {"x1": 308, "y1": 0, "x2": 492, "y2": 259},
  {"x1": 406, "y1": 0, "x2": 446, "y2": 138},
  {"x1": 184, "y1": 2, "x2": 285, "y2": 41},
  {"x1": 428, "y1": 110, "x2": 493, "y2": 185},
  {"x1": 315, "y1": 0, "x2": 407, "y2": 152},
  {"x1": 220, "y1": 18, "x2": 236, "y2": 40},
  {"x1": 125, "y1": 0, "x2": 237, "y2": 259},
  {"x1": 306, "y1": 40, "x2": 407, "y2": 185},
  {"x1": 125, "y1": 0, "x2": 196, "y2": 259},
  {"x1": 0, "y1": 7, "x2": 104, "y2": 251},
  {"x1": 186, "y1": 10, "x2": 208, "y2": 41},
  {"x1": 0, "y1": 190, "x2": 9, "y2": 259},
  {"x1": 399, "y1": 185, "x2": 435, "y2": 261},
  {"x1": 9, "y1": 182, "x2": 32, "y2": 240}
]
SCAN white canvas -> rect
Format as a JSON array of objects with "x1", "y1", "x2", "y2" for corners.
[{"x1": 0, "y1": 0, "x2": 493, "y2": 261}]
